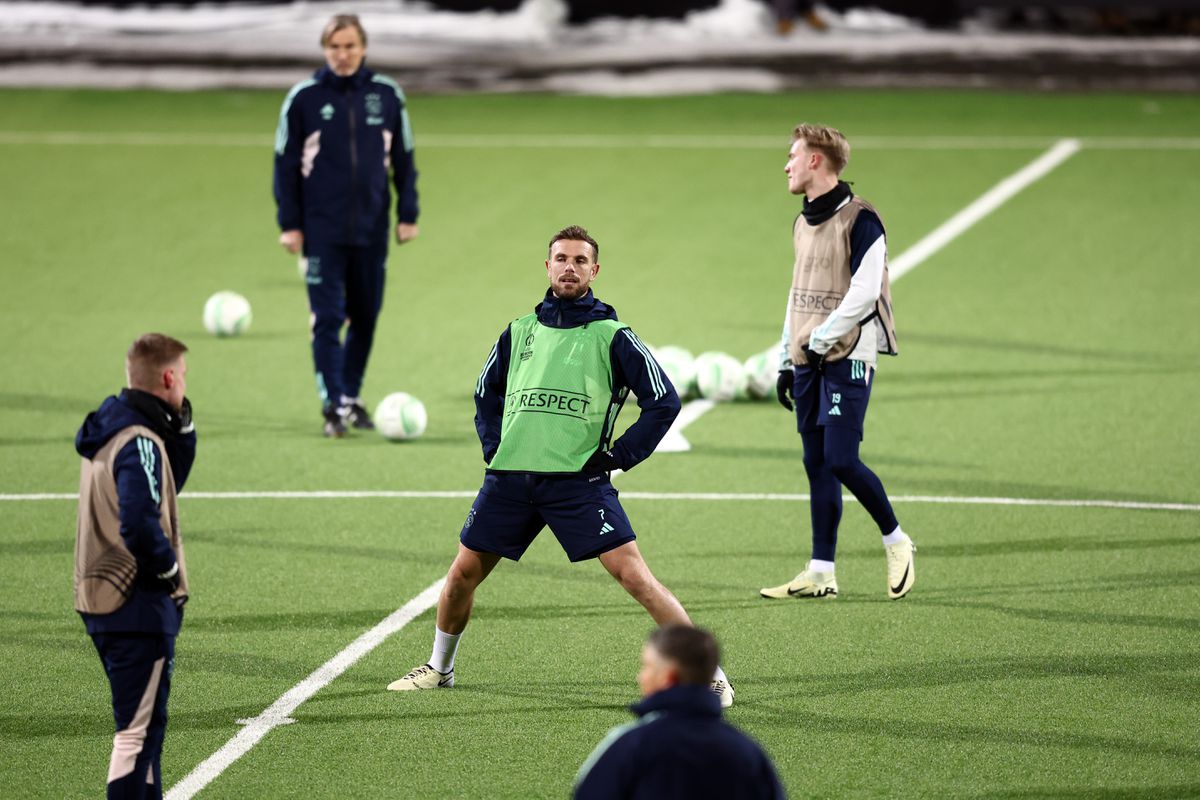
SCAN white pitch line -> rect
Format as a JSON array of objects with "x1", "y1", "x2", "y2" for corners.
[
  {"x1": 0, "y1": 130, "x2": 1198, "y2": 150},
  {"x1": 890, "y1": 138, "x2": 1081, "y2": 279},
  {"x1": 165, "y1": 578, "x2": 445, "y2": 800},
  {"x1": 620, "y1": 493, "x2": 1200, "y2": 513},
  {"x1": 656, "y1": 399, "x2": 716, "y2": 453},
  {"x1": 3, "y1": 490, "x2": 1196, "y2": 512}
]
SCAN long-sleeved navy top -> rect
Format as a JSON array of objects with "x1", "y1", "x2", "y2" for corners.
[
  {"x1": 273, "y1": 64, "x2": 419, "y2": 246},
  {"x1": 474, "y1": 289, "x2": 681, "y2": 472}
]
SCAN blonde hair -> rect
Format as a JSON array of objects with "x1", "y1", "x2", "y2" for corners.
[
  {"x1": 792, "y1": 123, "x2": 850, "y2": 175},
  {"x1": 126, "y1": 333, "x2": 187, "y2": 391},
  {"x1": 321, "y1": 14, "x2": 367, "y2": 47}
]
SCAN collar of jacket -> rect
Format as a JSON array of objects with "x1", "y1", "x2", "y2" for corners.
[
  {"x1": 802, "y1": 180, "x2": 853, "y2": 226},
  {"x1": 316, "y1": 64, "x2": 372, "y2": 92},
  {"x1": 119, "y1": 389, "x2": 180, "y2": 442},
  {"x1": 629, "y1": 684, "x2": 722, "y2": 719},
  {"x1": 534, "y1": 288, "x2": 618, "y2": 329}
]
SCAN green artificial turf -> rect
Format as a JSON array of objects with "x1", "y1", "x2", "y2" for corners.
[{"x1": 1, "y1": 88, "x2": 1198, "y2": 799}]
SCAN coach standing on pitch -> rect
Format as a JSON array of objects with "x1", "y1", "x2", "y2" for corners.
[
  {"x1": 273, "y1": 13, "x2": 420, "y2": 437},
  {"x1": 386, "y1": 225, "x2": 734, "y2": 707},
  {"x1": 75, "y1": 333, "x2": 195, "y2": 798},
  {"x1": 760, "y1": 123, "x2": 916, "y2": 602}
]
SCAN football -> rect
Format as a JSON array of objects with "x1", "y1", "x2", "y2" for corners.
[
  {"x1": 743, "y1": 349, "x2": 778, "y2": 400},
  {"x1": 374, "y1": 392, "x2": 428, "y2": 440},
  {"x1": 694, "y1": 351, "x2": 746, "y2": 402},
  {"x1": 202, "y1": 291, "x2": 252, "y2": 337}
]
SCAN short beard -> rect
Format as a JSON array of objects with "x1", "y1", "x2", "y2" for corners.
[{"x1": 553, "y1": 282, "x2": 587, "y2": 300}]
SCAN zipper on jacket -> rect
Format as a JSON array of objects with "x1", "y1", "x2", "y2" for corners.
[{"x1": 346, "y1": 87, "x2": 359, "y2": 241}]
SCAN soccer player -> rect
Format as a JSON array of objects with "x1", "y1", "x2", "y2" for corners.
[
  {"x1": 75, "y1": 334, "x2": 196, "y2": 799},
  {"x1": 387, "y1": 225, "x2": 734, "y2": 707},
  {"x1": 273, "y1": 14, "x2": 420, "y2": 437},
  {"x1": 574, "y1": 626, "x2": 784, "y2": 799},
  {"x1": 760, "y1": 123, "x2": 916, "y2": 601}
]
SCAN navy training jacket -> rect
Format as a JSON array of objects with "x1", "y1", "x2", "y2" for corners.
[
  {"x1": 273, "y1": 64, "x2": 419, "y2": 247},
  {"x1": 75, "y1": 390, "x2": 196, "y2": 636},
  {"x1": 473, "y1": 289, "x2": 681, "y2": 472},
  {"x1": 574, "y1": 685, "x2": 787, "y2": 800}
]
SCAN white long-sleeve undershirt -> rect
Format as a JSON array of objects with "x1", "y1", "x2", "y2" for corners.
[{"x1": 779, "y1": 228, "x2": 887, "y2": 368}]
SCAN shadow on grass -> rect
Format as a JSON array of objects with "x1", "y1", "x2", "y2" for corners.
[
  {"x1": 0, "y1": 392, "x2": 97, "y2": 414},
  {"x1": 968, "y1": 785, "x2": 1200, "y2": 799},
  {"x1": 0, "y1": 538, "x2": 74, "y2": 557},
  {"x1": 0, "y1": 435, "x2": 75, "y2": 447},
  {"x1": 0, "y1": 703, "x2": 267, "y2": 740},
  {"x1": 916, "y1": 568, "x2": 1200, "y2": 599},
  {"x1": 921, "y1": 598, "x2": 1200, "y2": 633},
  {"x1": 894, "y1": 331, "x2": 1194, "y2": 368},
  {"x1": 891, "y1": 477, "x2": 1187, "y2": 505},
  {"x1": 186, "y1": 528, "x2": 455, "y2": 569},
  {"x1": 747, "y1": 651, "x2": 1200, "y2": 712},
  {"x1": 186, "y1": 607, "x2": 414, "y2": 634},
  {"x1": 745, "y1": 704, "x2": 1199, "y2": 761},
  {"x1": 921, "y1": 534, "x2": 1199, "y2": 559}
]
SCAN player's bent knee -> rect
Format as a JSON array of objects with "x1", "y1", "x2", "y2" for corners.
[
  {"x1": 445, "y1": 565, "x2": 480, "y2": 593},
  {"x1": 311, "y1": 313, "x2": 346, "y2": 334},
  {"x1": 827, "y1": 457, "x2": 862, "y2": 480}
]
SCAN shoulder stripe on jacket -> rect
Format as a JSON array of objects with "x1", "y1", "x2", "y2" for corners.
[
  {"x1": 476, "y1": 342, "x2": 499, "y2": 397},
  {"x1": 275, "y1": 79, "x2": 318, "y2": 155},
  {"x1": 574, "y1": 711, "x2": 664, "y2": 790},
  {"x1": 622, "y1": 329, "x2": 665, "y2": 400},
  {"x1": 371, "y1": 75, "x2": 414, "y2": 152},
  {"x1": 136, "y1": 436, "x2": 161, "y2": 504}
]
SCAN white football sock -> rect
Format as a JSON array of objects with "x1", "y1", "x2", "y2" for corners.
[
  {"x1": 429, "y1": 627, "x2": 462, "y2": 674},
  {"x1": 809, "y1": 559, "x2": 835, "y2": 574},
  {"x1": 881, "y1": 527, "x2": 908, "y2": 546},
  {"x1": 713, "y1": 665, "x2": 728, "y2": 684}
]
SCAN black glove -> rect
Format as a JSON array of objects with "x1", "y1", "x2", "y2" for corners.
[
  {"x1": 176, "y1": 397, "x2": 194, "y2": 435},
  {"x1": 800, "y1": 345, "x2": 828, "y2": 373},
  {"x1": 582, "y1": 449, "x2": 620, "y2": 474},
  {"x1": 154, "y1": 562, "x2": 181, "y2": 594},
  {"x1": 776, "y1": 370, "x2": 794, "y2": 411}
]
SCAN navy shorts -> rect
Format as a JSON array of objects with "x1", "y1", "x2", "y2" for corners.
[
  {"x1": 793, "y1": 358, "x2": 875, "y2": 437},
  {"x1": 460, "y1": 472, "x2": 636, "y2": 562}
]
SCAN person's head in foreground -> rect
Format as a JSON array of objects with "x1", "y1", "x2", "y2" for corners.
[{"x1": 638, "y1": 624, "x2": 720, "y2": 699}]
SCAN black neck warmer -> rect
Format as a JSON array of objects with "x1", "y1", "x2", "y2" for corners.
[
  {"x1": 120, "y1": 389, "x2": 181, "y2": 441},
  {"x1": 802, "y1": 181, "x2": 853, "y2": 226}
]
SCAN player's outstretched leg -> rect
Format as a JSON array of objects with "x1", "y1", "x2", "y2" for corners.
[
  {"x1": 598, "y1": 542, "x2": 735, "y2": 708},
  {"x1": 388, "y1": 545, "x2": 501, "y2": 691}
]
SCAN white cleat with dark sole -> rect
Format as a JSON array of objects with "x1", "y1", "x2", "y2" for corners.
[
  {"x1": 711, "y1": 679, "x2": 735, "y2": 709},
  {"x1": 885, "y1": 539, "x2": 916, "y2": 600},
  {"x1": 760, "y1": 563, "x2": 838, "y2": 599},
  {"x1": 387, "y1": 664, "x2": 454, "y2": 691}
]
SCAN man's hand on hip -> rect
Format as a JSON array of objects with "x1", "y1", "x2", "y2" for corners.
[
  {"x1": 396, "y1": 223, "x2": 419, "y2": 244},
  {"x1": 582, "y1": 449, "x2": 620, "y2": 474},
  {"x1": 279, "y1": 230, "x2": 304, "y2": 255}
]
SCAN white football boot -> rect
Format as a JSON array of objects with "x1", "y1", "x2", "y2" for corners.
[
  {"x1": 710, "y1": 678, "x2": 735, "y2": 709},
  {"x1": 759, "y1": 563, "x2": 838, "y2": 599},
  {"x1": 885, "y1": 538, "x2": 916, "y2": 600},
  {"x1": 387, "y1": 663, "x2": 454, "y2": 691}
]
